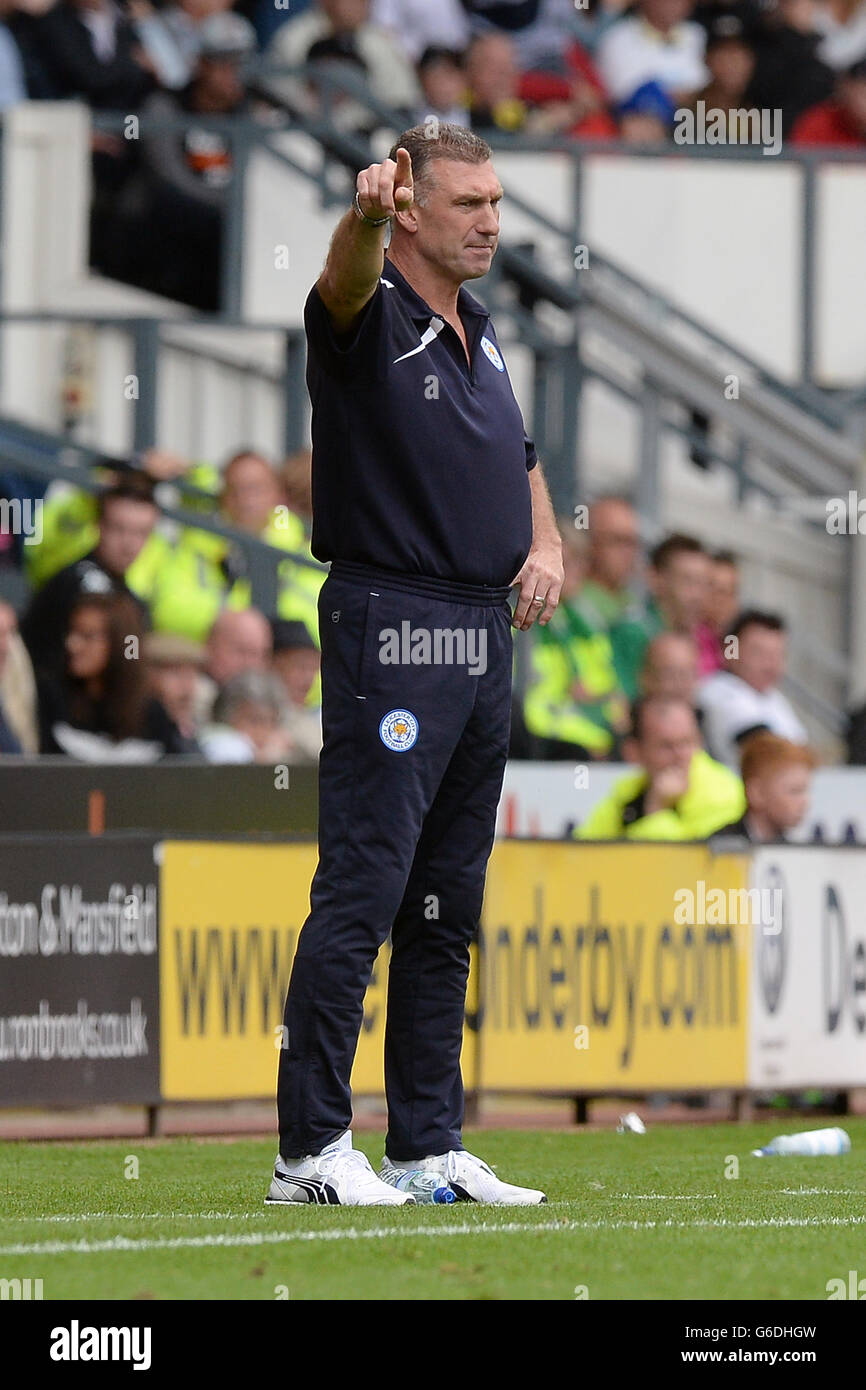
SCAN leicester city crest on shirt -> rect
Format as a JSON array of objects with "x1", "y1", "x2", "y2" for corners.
[
  {"x1": 379, "y1": 709, "x2": 419, "y2": 752},
  {"x1": 480, "y1": 336, "x2": 505, "y2": 372}
]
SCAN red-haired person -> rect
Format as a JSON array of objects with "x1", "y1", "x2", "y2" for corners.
[{"x1": 713, "y1": 732, "x2": 818, "y2": 843}]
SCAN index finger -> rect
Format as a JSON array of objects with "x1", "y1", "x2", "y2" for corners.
[{"x1": 394, "y1": 146, "x2": 413, "y2": 188}]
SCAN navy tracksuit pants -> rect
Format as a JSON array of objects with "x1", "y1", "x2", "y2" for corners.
[{"x1": 277, "y1": 562, "x2": 514, "y2": 1161}]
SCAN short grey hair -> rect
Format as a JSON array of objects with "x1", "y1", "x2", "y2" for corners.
[
  {"x1": 213, "y1": 671, "x2": 288, "y2": 725},
  {"x1": 388, "y1": 124, "x2": 492, "y2": 207}
]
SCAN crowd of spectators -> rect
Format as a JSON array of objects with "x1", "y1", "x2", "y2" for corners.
[
  {"x1": 515, "y1": 496, "x2": 826, "y2": 841},
  {"x1": 0, "y1": 0, "x2": 863, "y2": 302},
  {"x1": 0, "y1": 446, "x2": 324, "y2": 763},
  {"x1": 0, "y1": 454, "x2": 851, "y2": 848},
  {"x1": 4, "y1": 0, "x2": 866, "y2": 144}
]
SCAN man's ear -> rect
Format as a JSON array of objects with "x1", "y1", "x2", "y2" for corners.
[
  {"x1": 623, "y1": 736, "x2": 640, "y2": 765},
  {"x1": 393, "y1": 207, "x2": 419, "y2": 233}
]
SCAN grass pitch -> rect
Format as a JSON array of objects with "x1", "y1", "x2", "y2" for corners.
[{"x1": 1, "y1": 1121, "x2": 864, "y2": 1300}]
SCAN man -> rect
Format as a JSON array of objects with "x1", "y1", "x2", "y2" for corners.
[
  {"x1": 138, "y1": 12, "x2": 255, "y2": 310},
  {"x1": 702, "y1": 549, "x2": 740, "y2": 660},
  {"x1": 35, "y1": 0, "x2": 155, "y2": 108},
  {"x1": 639, "y1": 630, "x2": 699, "y2": 705},
  {"x1": 698, "y1": 609, "x2": 807, "y2": 769},
  {"x1": 20, "y1": 476, "x2": 156, "y2": 678},
  {"x1": 577, "y1": 497, "x2": 641, "y2": 624},
  {"x1": 576, "y1": 694, "x2": 744, "y2": 840},
  {"x1": 263, "y1": 0, "x2": 419, "y2": 130},
  {"x1": 270, "y1": 125, "x2": 562, "y2": 1207},
  {"x1": 745, "y1": 0, "x2": 834, "y2": 137},
  {"x1": 193, "y1": 607, "x2": 273, "y2": 725},
  {"x1": 144, "y1": 631, "x2": 206, "y2": 752},
  {"x1": 597, "y1": 0, "x2": 709, "y2": 106},
  {"x1": 645, "y1": 533, "x2": 719, "y2": 677},
  {"x1": 522, "y1": 521, "x2": 630, "y2": 759},
  {"x1": 713, "y1": 732, "x2": 817, "y2": 843},
  {"x1": 574, "y1": 495, "x2": 647, "y2": 701},
  {"x1": 150, "y1": 450, "x2": 321, "y2": 643}
]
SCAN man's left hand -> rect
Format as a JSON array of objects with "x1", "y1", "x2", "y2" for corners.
[{"x1": 511, "y1": 543, "x2": 564, "y2": 630}]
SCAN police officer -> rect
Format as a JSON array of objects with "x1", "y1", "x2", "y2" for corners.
[{"x1": 268, "y1": 125, "x2": 563, "y2": 1208}]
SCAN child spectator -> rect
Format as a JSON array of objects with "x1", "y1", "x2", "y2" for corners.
[
  {"x1": 415, "y1": 46, "x2": 470, "y2": 128},
  {"x1": 713, "y1": 731, "x2": 818, "y2": 841}
]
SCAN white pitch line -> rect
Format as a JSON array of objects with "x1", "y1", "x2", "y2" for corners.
[
  {"x1": 781, "y1": 1187, "x2": 866, "y2": 1197},
  {"x1": 2, "y1": 1212, "x2": 866, "y2": 1257},
  {"x1": 0, "y1": 1212, "x2": 254, "y2": 1224},
  {"x1": 616, "y1": 1194, "x2": 717, "y2": 1201}
]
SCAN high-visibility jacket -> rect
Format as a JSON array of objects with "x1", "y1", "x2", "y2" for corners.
[
  {"x1": 25, "y1": 484, "x2": 171, "y2": 601},
  {"x1": 575, "y1": 749, "x2": 746, "y2": 841},
  {"x1": 523, "y1": 601, "x2": 631, "y2": 754},
  {"x1": 148, "y1": 509, "x2": 323, "y2": 646}
]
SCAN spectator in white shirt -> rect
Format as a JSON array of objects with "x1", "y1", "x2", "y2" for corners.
[
  {"x1": 263, "y1": 0, "x2": 419, "y2": 125},
  {"x1": 698, "y1": 610, "x2": 808, "y2": 770},
  {"x1": 371, "y1": 0, "x2": 469, "y2": 63},
  {"x1": 597, "y1": 0, "x2": 709, "y2": 104}
]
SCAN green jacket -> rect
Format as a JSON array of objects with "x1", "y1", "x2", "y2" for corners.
[
  {"x1": 575, "y1": 749, "x2": 746, "y2": 841},
  {"x1": 523, "y1": 600, "x2": 630, "y2": 754}
]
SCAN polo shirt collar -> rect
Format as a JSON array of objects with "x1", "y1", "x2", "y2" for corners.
[{"x1": 383, "y1": 256, "x2": 490, "y2": 324}]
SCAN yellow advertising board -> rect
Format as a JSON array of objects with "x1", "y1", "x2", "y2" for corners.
[
  {"x1": 477, "y1": 842, "x2": 751, "y2": 1090},
  {"x1": 159, "y1": 841, "x2": 475, "y2": 1100},
  {"x1": 159, "y1": 839, "x2": 750, "y2": 1101}
]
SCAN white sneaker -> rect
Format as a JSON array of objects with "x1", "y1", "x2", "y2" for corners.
[
  {"x1": 382, "y1": 1148, "x2": 547, "y2": 1205},
  {"x1": 266, "y1": 1130, "x2": 415, "y2": 1206}
]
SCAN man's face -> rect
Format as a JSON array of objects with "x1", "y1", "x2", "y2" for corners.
[
  {"x1": 0, "y1": 603, "x2": 16, "y2": 675},
  {"x1": 150, "y1": 663, "x2": 199, "y2": 726},
  {"x1": 654, "y1": 551, "x2": 710, "y2": 631},
  {"x1": 197, "y1": 56, "x2": 245, "y2": 110},
  {"x1": 408, "y1": 158, "x2": 503, "y2": 284},
  {"x1": 466, "y1": 37, "x2": 517, "y2": 107},
  {"x1": 421, "y1": 59, "x2": 466, "y2": 112},
  {"x1": 703, "y1": 560, "x2": 740, "y2": 632},
  {"x1": 642, "y1": 636, "x2": 698, "y2": 701},
  {"x1": 588, "y1": 501, "x2": 640, "y2": 589},
  {"x1": 273, "y1": 647, "x2": 321, "y2": 706},
  {"x1": 642, "y1": 0, "x2": 692, "y2": 31},
  {"x1": 748, "y1": 764, "x2": 812, "y2": 832},
  {"x1": 222, "y1": 456, "x2": 282, "y2": 534},
  {"x1": 734, "y1": 625, "x2": 786, "y2": 693},
  {"x1": 97, "y1": 499, "x2": 157, "y2": 577},
  {"x1": 635, "y1": 704, "x2": 699, "y2": 778},
  {"x1": 207, "y1": 617, "x2": 271, "y2": 685},
  {"x1": 707, "y1": 40, "x2": 755, "y2": 95},
  {"x1": 322, "y1": 0, "x2": 367, "y2": 33}
]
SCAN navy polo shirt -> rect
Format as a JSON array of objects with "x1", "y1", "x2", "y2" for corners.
[{"x1": 304, "y1": 256, "x2": 536, "y2": 589}]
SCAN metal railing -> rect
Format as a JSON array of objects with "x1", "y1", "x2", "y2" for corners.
[{"x1": 0, "y1": 415, "x2": 325, "y2": 617}]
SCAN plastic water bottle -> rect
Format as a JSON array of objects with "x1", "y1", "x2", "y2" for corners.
[
  {"x1": 391, "y1": 1170, "x2": 456, "y2": 1204},
  {"x1": 751, "y1": 1126, "x2": 851, "y2": 1157}
]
